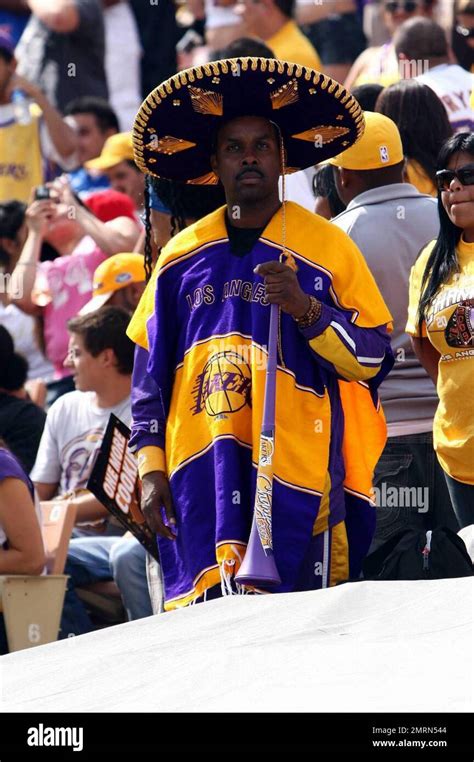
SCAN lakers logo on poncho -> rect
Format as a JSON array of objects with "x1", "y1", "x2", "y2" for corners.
[{"x1": 191, "y1": 351, "x2": 252, "y2": 416}]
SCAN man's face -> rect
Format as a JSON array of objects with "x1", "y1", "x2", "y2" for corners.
[
  {"x1": 383, "y1": 1, "x2": 431, "y2": 35},
  {"x1": 211, "y1": 116, "x2": 281, "y2": 205},
  {"x1": 64, "y1": 333, "x2": 104, "y2": 392},
  {"x1": 441, "y1": 151, "x2": 474, "y2": 231},
  {"x1": 106, "y1": 161, "x2": 144, "y2": 209},
  {"x1": 0, "y1": 54, "x2": 15, "y2": 98},
  {"x1": 67, "y1": 113, "x2": 115, "y2": 165},
  {"x1": 239, "y1": 0, "x2": 267, "y2": 35}
]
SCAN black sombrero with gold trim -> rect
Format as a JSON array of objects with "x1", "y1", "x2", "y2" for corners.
[{"x1": 133, "y1": 57, "x2": 364, "y2": 185}]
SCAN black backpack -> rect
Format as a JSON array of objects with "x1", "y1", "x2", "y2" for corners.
[{"x1": 363, "y1": 527, "x2": 474, "y2": 581}]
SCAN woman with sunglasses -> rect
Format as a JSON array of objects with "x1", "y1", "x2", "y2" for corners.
[
  {"x1": 407, "y1": 132, "x2": 474, "y2": 528},
  {"x1": 345, "y1": 0, "x2": 436, "y2": 90}
]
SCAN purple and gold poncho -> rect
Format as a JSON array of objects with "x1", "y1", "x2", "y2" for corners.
[{"x1": 127, "y1": 202, "x2": 393, "y2": 610}]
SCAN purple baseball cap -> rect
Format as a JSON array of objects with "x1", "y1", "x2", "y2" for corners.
[{"x1": 0, "y1": 29, "x2": 15, "y2": 57}]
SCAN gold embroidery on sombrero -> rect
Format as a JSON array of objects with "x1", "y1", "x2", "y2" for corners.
[
  {"x1": 131, "y1": 57, "x2": 366, "y2": 180},
  {"x1": 291, "y1": 125, "x2": 350, "y2": 144},
  {"x1": 188, "y1": 86, "x2": 224, "y2": 116},
  {"x1": 187, "y1": 172, "x2": 219, "y2": 185},
  {"x1": 270, "y1": 79, "x2": 299, "y2": 110},
  {"x1": 145, "y1": 135, "x2": 196, "y2": 155}
]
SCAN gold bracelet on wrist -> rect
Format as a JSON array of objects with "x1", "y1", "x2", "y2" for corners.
[{"x1": 294, "y1": 296, "x2": 322, "y2": 329}]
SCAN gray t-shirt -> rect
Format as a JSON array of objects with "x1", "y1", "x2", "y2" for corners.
[
  {"x1": 332, "y1": 183, "x2": 439, "y2": 426},
  {"x1": 16, "y1": 0, "x2": 107, "y2": 111}
]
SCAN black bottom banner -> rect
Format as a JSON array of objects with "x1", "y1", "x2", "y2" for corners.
[{"x1": 0, "y1": 713, "x2": 471, "y2": 757}]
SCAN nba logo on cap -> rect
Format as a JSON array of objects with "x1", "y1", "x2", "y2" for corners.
[{"x1": 379, "y1": 145, "x2": 389, "y2": 163}]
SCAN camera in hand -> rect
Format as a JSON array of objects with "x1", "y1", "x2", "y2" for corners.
[{"x1": 34, "y1": 185, "x2": 51, "y2": 200}]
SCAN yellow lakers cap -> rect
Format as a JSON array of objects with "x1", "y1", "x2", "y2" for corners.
[
  {"x1": 85, "y1": 132, "x2": 134, "y2": 171},
  {"x1": 80, "y1": 253, "x2": 146, "y2": 315},
  {"x1": 328, "y1": 112, "x2": 403, "y2": 170}
]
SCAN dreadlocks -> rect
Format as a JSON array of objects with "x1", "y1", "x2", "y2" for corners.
[
  {"x1": 143, "y1": 176, "x2": 154, "y2": 283},
  {"x1": 143, "y1": 175, "x2": 226, "y2": 282}
]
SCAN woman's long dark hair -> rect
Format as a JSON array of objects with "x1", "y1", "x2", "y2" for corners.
[
  {"x1": 376, "y1": 80, "x2": 453, "y2": 186},
  {"x1": 417, "y1": 132, "x2": 474, "y2": 328},
  {"x1": 143, "y1": 177, "x2": 153, "y2": 283}
]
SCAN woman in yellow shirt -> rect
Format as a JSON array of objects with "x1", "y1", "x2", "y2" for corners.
[
  {"x1": 376, "y1": 79, "x2": 453, "y2": 196},
  {"x1": 406, "y1": 132, "x2": 474, "y2": 528}
]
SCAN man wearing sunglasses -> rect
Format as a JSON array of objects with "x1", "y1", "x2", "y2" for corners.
[
  {"x1": 395, "y1": 17, "x2": 474, "y2": 132},
  {"x1": 345, "y1": 0, "x2": 435, "y2": 89}
]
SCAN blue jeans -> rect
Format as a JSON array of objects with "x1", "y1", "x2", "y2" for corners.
[
  {"x1": 445, "y1": 474, "x2": 474, "y2": 530},
  {"x1": 370, "y1": 432, "x2": 459, "y2": 552},
  {"x1": 60, "y1": 536, "x2": 152, "y2": 638}
]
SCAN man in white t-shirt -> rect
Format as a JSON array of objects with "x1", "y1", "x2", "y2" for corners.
[
  {"x1": 395, "y1": 17, "x2": 474, "y2": 132},
  {"x1": 31, "y1": 306, "x2": 153, "y2": 635},
  {"x1": 31, "y1": 305, "x2": 133, "y2": 527}
]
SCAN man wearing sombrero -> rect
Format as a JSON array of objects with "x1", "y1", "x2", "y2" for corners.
[{"x1": 127, "y1": 58, "x2": 394, "y2": 611}]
